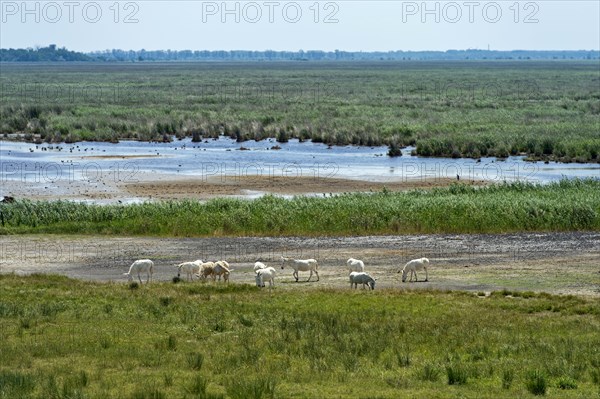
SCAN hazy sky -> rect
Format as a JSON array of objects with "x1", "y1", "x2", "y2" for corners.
[{"x1": 1, "y1": 1, "x2": 599, "y2": 51}]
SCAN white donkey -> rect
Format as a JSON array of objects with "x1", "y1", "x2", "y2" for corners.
[
  {"x1": 281, "y1": 256, "x2": 319, "y2": 282},
  {"x1": 349, "y1": 272, "x2": 376, "y2": 290},
  {"x1": 256, "y1": 267, "x2": 277, "y2": 289},
  {"x1": 177, "y1": 260, "x2": 203, "y2": 281},
  {"x1": 253, "y1": 261, "x2": 268, "y2": 273},
  {"x1": 399, "y1": 258, "x2": 429, "y2": 282},
  {"x1": 347, "y1": 258, "x2": 365, "y2": 273},
  {"x1": 124, "y1": 259, "x2": 154, "y2": 284}
]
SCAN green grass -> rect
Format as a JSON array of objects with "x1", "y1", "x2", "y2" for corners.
[
  {"x1": 1, "y1": 179, "x2": 599, "y2": 236},
  {"x1": 526, "y1": 370, "x2": 549, "y2": 395},
  {"x1": 0, "y1": 274, "x2": 598, "y2": 398},
  {"x1": 1, "y1": 61, "x2": 599, "y2": 162}
]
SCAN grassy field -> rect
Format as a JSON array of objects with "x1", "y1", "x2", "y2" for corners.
[
  {"x1": 0, "y1": 274, "x2": 598, "y2": 399},
  {"x1": 1, "y1": 61, "x2": 599, "y2": 161},
  {"x1": 1, "y1": 180, "x2": 599, "y2": 236}
]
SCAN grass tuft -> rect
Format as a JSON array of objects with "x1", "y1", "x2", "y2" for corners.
[
  {"x1": 446, "y1": 363, "x2": 469, "y2": 385},
  {"x1": 526, "y1": 369, "x2": 548, "y2": 395},
  {"x1": 419, "y1": 362, "x2": 441, "y2": 382},
  {"x1": 557, "y1": 376, "x2": 577, "y2": 390},
  {"x1": 501, "y1": 368, "x2": 514, "y2": 389},
  {"x1": 159, "y1": 296, "x2": 173, "y2": 307},
  {"x1": 226, "y1": 376, "x2": 276, "y2": 399},
  {"x1": 186, "y1": 352, "x2": 204, "y2": 371}
]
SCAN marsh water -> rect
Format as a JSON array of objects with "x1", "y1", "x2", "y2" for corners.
[{"x1": 1, "y1": 137, "x2": 598, "y2": 201}]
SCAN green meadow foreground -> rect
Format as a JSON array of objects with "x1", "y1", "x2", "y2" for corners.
[{"x1": 0, "y1": 274, "x2": 599, "y2": 399}]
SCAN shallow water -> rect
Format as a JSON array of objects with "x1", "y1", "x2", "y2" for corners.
[{"x1": 1, "y1": 137, "x2": 598, "y2": 195}]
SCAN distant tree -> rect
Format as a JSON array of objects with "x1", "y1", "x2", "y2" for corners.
[{"x1": 1, "y1": 46, "x2": 598, "y2": 62}]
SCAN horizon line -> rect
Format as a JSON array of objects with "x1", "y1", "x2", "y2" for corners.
[{"x1": 3, "y1": 46, "x2": 600, "y2": 53}]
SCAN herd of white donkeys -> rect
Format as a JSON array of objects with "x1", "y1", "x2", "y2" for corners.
[{"x1": 123, "y1": 257, "x2": 431, "y2": 290}]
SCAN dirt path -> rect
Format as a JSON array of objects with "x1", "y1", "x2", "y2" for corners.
[{"x1": 1, "y1": 232, "x2": 598, "y2": 296}]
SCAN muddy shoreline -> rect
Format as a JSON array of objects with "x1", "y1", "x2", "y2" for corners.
[
  {"x1": 1, "y1": 173, "x2": 486, "y2": 202},
  {"x1": 122, "y1": 175, "x2": 486, "y2": 199},
  {"x1": 2, "y1": 232, "x2": 598, "y2": 296}
]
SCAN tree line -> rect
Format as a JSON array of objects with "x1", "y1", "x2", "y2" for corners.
[{"x1": 1, "y1": 45, "x2": 598, "y2": 62}]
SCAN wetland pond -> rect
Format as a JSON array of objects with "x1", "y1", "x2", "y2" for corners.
[{"x1": 1, "y1": 137, "x2": 598, "y2": 203}]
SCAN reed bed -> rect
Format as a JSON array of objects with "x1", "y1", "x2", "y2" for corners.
[{"x1": 1, "y1": 179, "x2": 598, "y2": 236}]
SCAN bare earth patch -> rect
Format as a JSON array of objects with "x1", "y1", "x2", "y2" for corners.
[
  {"x1": 121, "y1": 175, "x2": 486, "y2": 199},
  {"x1": 1, "y1": 232, "x2": 598, "y2": 297},
  {"x1": 1, "y1": 173, "x2": 487, "y2": 202}
]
